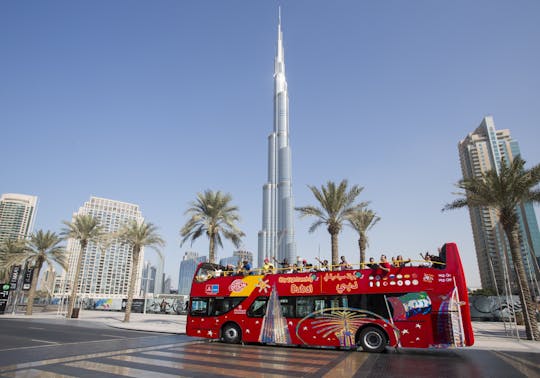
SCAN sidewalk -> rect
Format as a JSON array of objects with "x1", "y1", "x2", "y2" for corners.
[
  {"x1": 1, "y1": 309, "x2": 186, "y2": 334},
  {"x1": 2, "y1": 311, "x2": 539, "y2": 353}
]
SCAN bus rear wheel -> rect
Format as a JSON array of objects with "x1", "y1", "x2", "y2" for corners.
[
  {"x1": 222, "y1": 323, "x2": 241, "y2": 344},
  {"x1": 358, "y1": 327, "x2": 387, "y2": 353}
]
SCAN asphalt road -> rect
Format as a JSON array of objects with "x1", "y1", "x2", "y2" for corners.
[{"x1": 0, "y1": 319, "x2": 538, "y2": 377}]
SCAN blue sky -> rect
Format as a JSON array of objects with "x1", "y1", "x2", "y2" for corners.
[{"x1": 1, "y1": 1, "x2": 539, "y2": 289}]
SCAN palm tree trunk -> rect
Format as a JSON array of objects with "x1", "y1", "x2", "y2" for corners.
[
  {"x1": 504, "y1": 225, "x2": 540, "y2": 341},
  {"x1": 331, "y1": 232, "x2": 338, "y2": 269},
  {"x1": 359, "y1": 238, "x2": 366, "y2": 267},
  {"x1": 124, "y1": 247, "x2": 140, "y2": 322},
  {"x1": 209, "y1": 236, "x2": 215, "y2": 264},
  {"x1": 25, "y1": 259, "x2": 43, "y2": 316},
  {"x1": 67, "y1": 240, "x2": 87, "y2": 318}
]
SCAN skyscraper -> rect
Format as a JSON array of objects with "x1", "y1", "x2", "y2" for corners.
[
  {"x1": 219, "y1": 250, "x2": 254, "y2": 268},
  {"x1": 458, "y1": 116, "x2": 540, "y2": 295},
  {"x1": 60, "y1": 197, "x2": 145, "y2": 299},
  {"x1": 178, "y1": 251, "x2": 206, "y2": 296},
  {"x1": 258, "y1": 10, "x2": 296, "y2": 267},
  {"x1": 0, "y1": 193, "x2": 38, "y2": 243}
]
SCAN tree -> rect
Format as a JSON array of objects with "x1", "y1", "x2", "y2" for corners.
[
  {"x1": 296, "y1": 180, "x2": 365, "y2": 267},
  {"x1": 6, "y1": 230, "x2": 67, "y2": 315},
  {"x1": 61, "y1": 214, "x2": 105, "y2": 318},
  {"x1": 443, "y1": 156, "x2": 540, "y2": 341},
  {"x1": 116, "y1": 220, "x2": 165, "y2": 322},
  {"x1": 0, "y1": 239, "x2": 29, "y2": 282},
  {"x1": 180, "y1": 190, "x2": 245, "y2": 264},
  {"x1": 347, "y1": 208, "x2": 380, "y2": 267}
]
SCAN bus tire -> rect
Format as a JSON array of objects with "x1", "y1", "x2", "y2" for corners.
[
  {"x1": 222, "y1": 323, "x2": 242, "y2": 344},
  {"x1": 358, "y1": 326, "x2": 387, "y2": 353}
]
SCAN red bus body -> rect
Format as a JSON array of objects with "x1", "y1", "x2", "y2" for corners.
[{"x1": 186, "y1": 243, "x2": 474, "y2": 351}]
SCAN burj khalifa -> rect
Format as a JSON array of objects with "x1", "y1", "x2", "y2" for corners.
[{"x1": 258, "y1": 10, "x2": 296, "y2": 266}]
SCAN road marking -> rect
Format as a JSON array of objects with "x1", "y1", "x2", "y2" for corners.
[
  {"x1": 322, "y1": 352, "x2": 369, "y2": 378},
  {"x1": 100, "y1": 334, "x2": 126, "y2": 339},
  {"x1": 110, "y1": 355, "x2": 290, "y2": 378},
  {"x1": 2, "y1": 368, "x2": 75, "y2": 377},
  {"x1": 66, "y1": 360, "x2": 184, "y2": 378},
  {"x1": 0, "y1": 341, "x2": 202, "y2": 373},
  {"x1": 27, "y1": 327, "x2": 45, "y2": 330},
  {"x1": 0, "y1": 334, "x2": 160, "y2": 352},
  {"x1": 144, "y1": 350, "x2": 319, "y2": 372},
  {"x1": 30, "y1": 339, "x2": 59, "y2": 344},
  {"x1": 492, "y1": 351, "x2": 540, "y2": 377},
  {"x1": 167, "y1": 346, "x2": 335, "y2": 364}
]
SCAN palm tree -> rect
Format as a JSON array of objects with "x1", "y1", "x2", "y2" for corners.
[
  {"x1": 443, "y1": 156, "x2": 540, "y2": 341},
  {"x1": 180, "y1": 190, "x2": 245, "y2": 264},
  {"x1": 61, "y1": 214, "x2": 105, "y2": 318},
  {"x1": 347, "y1": 208, "x2": 380, "y2": 268},
  {"x1": 116, "y1": 220, "x2": 165, "y2": 322},
  {"x1": 296, "y1": 180, "x2": 365, "y2": 267},
  {"x1": 0, "y1": 239, "x2": 29, "y2": 282},
  {"x1": 6, "y1": 230, "x2": 67, "y2": 315}
]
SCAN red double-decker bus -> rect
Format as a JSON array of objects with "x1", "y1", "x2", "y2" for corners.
[{"x1": 186, "y1": 242, "x2": 474, "y2": 352}]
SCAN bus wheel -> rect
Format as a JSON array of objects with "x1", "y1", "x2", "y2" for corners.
[
  {"x1": 222, "y1": 323, "x2": 241, "y2": 344},
  {"x1": 358, "y1": 327, "x2": 387, "y2": 353}
]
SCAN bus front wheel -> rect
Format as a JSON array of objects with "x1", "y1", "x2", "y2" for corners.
[
  {"x1": 358, "y1": 327, "x2": 387, "y2": 353},
  {"x1": 222, "y1": 323, "x2": 241, "y2": 344}
]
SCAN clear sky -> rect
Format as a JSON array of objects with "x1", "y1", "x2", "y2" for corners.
[{"x1": 1, "y1": 1, "x2": 539, "y2": 289}]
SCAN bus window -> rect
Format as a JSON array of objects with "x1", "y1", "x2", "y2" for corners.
[
  {"x1": 190, "y1": 298, "x2": 209, "y2": 316},
  {"x1": 348, "y1": 294, "x2": 393, "y2": 318},
  {"x1": 280, "y1": 298, "x2": 295, "y2": 318},
  {"x1": 211, "y1": 297, "x2": 246, "y2": 316},
  {"x1": 248, "y1": 297, "x2": 268, "y2": 317},
  {"x1": 314, "y1": 298, "x2": 325, "y2": 312},
  {"x1": 296, "y1": 297, "x2": 314, "y2": 318}
]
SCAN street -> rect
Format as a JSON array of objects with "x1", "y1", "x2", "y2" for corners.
[{"x1": 0, "y1": 318, "x2": 538, "y2": 377}]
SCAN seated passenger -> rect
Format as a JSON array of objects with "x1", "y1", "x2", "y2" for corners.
[
  {"x1": 339, "y1": 256, "x2": 353, "y2": 270},
  {"x1": 315, "y1": 257, "x2": 330, "y2": 271},
  {"x1": 420, "y1": 252, "x2": 432, "y2": 268},
  {"x1": 367, "y1": 257, "x2": 379, "y2": 269},
  {"x1": 379, "y1": 254, "x2": 391, "y2": 272},
  {"x1": 242, "y1": 260, "x2": 252, "y2": 275},
  {"x1": 396, "y1": 254, "x2": 411, "y2": 268},
  {"x1": 262, "y1": 258, "x2": 275, "y2": 274}
]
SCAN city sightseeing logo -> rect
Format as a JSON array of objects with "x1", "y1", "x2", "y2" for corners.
[{"x1": 228, "y1": 279, "x2": 247, "y2": 293}]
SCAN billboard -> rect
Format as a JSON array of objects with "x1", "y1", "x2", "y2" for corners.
[
  {"x1": 22, "y1": 267, "x2": 34, "y2": 290},
  {"x1": 9, "y1": 266, "x2": 21, "y2": 290},
  {"x1": 0, "y1": 283, "x2": 11, "y2": 314}
]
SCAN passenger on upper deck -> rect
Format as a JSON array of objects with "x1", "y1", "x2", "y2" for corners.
[
  {"x1": 420, "y1": 252, "x2": 433, "y2": 268},
  {"x1": 396, "y1": 254, "x2": 411, "y2": 268},
  {"x1": 339, "y1": 256, "x2": 352, "y2": 270},
  {"x1": 367, "y1": 257, "x2": 378, "y2": 269},
  {"x1": 379, "y1": 254, "x2": 391, "y2": 272},
  {"x1": 315, "y1": 257, "x2": 330, "y2": 271},
  {"x1": 242, "y1": 260, "x2": 252, "y2": 275},
  {"x1": 262, "y1": 258, "x2": 275, "y2": 274}
]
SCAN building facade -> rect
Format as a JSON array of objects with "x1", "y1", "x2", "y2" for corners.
[
  {"x1": 458, "y1": 116, "x2": 540, "y2": 295},
  {"x1": 59, "y1": 197, "x2": 145, "y2": 299},
  {"x1": 178, "y1": 251, "x2": 206, "y2": 296},
  {"x1": 258, "y1": 11, "x2": 296, "y2": 268},
  {"x1": 0, "y1": 193, "x2": 38, "y2": 243},
  {"x1": 219, "y1": 250, "x2": 254, "y2": 268},
  {"x1": 140, "y1": 261, "x2": 158, "y2": 295}
]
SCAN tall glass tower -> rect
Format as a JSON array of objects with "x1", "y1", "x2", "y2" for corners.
[
  {"x1": 458, "y1": 116, "x2": 540, "y2": 295},
  {"x1": 0, "y1": 193, "x2": 37, "y2": 243},
  {"x1": 258, "y1": 10, "x2": 296, "y2": 267}
]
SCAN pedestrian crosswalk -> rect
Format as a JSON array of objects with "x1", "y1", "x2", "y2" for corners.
[{"x1": 0, "y1": 341, "x2": 364, "y2": 377}]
